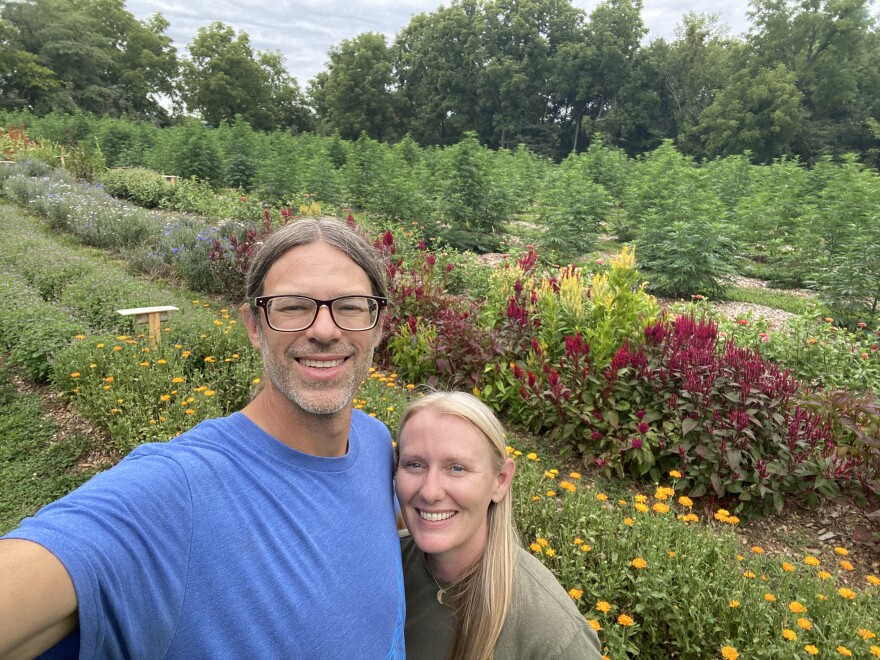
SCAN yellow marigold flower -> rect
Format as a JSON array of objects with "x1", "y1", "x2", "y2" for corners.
[
  {"x1": 817, "y1": 570, "x2": 831, "y2": 580},
  {"x1": 726, "y1": 516, "x2": 740, "y2": 524},
  {"x1": 110, "y1": 408, "x2": 119, "y2": 414},
  {"x1": 654, "y1": 486, "x2": 675, "y2": 500},
  {"x1": 514, "y1": 451, "x2": 522, "y2": 457},
  {"x1": 752, "y1": 546, "x2": 765, "y2": 554},
  {"x1": 568, "y1": 588, "x2": 583, "y2": 600},
  {"x1": 588, "y1": 619, "x2": 601, "y2": 632},
  {"x1": 573, "y1": 538, "x2": 584, "y2": 546},
  {"x1": 549, "y1": 469, "x2": 558, "y2": 475},
  {"x1": 623, "y1": 518, "x2": 634, "y2": 526},
  {"x1": 728, "y1": 600, "x2": 740, "y2": 608},
  {"x1": 653, "y1": 503, "x2": 670, "y2": 514},
  {"x1": 172, "y1": 377, "x2": 185, "y2": 384},
  {"x1": 70, "y1": 372, "x2": 81, "y2": 378},
  {"x1": 160, "y1": 394, "x2": 171, "y2": 402},
  {"x1": 721, "y1": 646, "x2": 739, "y2": 660},
  {"x1": 858, "y1": 629, "x2": 877, "y2": 640},
  {"x1": 618, "y1": 499, "x2": 627, "y2": 506},
  {"x1": 580, "y1": 544, "x2": 591, "y2": 553},
  {"x1": 840, "y1": 560, "x2": 854, "y2": 571},
  {"x1": 667, "y1": 550, "x2": 676, "y2": 558},
  {"x1": 544, "y1": 470, "x2": 557, "y2": 479},
  {"x1": 788, "y1": 601, "x2": 807, "y2": 614},
  {"x1": 634, "y1": 503, "x2": 649, "y2": 513},
  {"x1": 834, "y1": 546, "x2": 849, "y2": 556},
  {"x1": 506, "y1": 446, "x2": 515, "y2": 455},
  {"x1": 761, "y1": 574, "x2": 768, "y2": 581},
  {"x1": 804, "y1": 645, "x2": 819, "y2": 656},
  {"x1": 867, "y1": 575, "x2": 880, "y2": 586},
  {"x1": 617, "y1": 614, "x2": 634, "y2": 627},
  {"x1": 140, "y1": 361, "x2": 150, "y2": 367},
  {"x1": 252, "y1": 378, "x2": 261, "y2": 385},
  {"x1": 872, "y1": 646, "x2": 880, "y2": 657},
  {"x1": 546, "y1": 490, "x2": 557, "y2": 497},
  {"x1": 631, "y1": 557, "x2": 647, "y2": 569},
  {"x1": 837, "y1": 646, "x2": 853, "y2": 657},
  {"x1": 529, "y1": 542, "x2": 541, "y2": 553},
  {"x1": 531, "y1": 495, "x2": 541, "y2": 501},
  {"x1": 837, "y1": 587, "x2": 855, "y2": 599},
  {"x1": 182, "y1": 351, "x2": 192, "y2": 358},
  {"x1": 736, "y1": 555, "x2": 744, "y2": 561},
  {"x1": 714, "y1": 508, "x2": 730, "y2": 520},
  {"x1": 595, "y1": 493, "x2": 609, "y2": 501},
  {"x1": 669, "y1": 470, "x2": 682, "y2": 478},
  {"x1": 783, "y1": 628, "x2": 797, "y2": 641},
  {"x1": 569, "y1": 471, "x2": 581, "y2": 479},
  {"x1": 743, "y1": 571, "x2": 756, "y2": 579},
  {"x1": 185, "y1": 409, "x2": 195, "y2": 415},
  {"x1": 75, "y1": 334, "x2": 86, "y2": 340},
  {"x1": 96, "y1": 343, "x2": 105, "y2": 348},
  {"x1": 818, "y1": 594, "x2": 827, "y2": 601},
  {"x1": 204, "y1": 356, "x2": 216, "y2": 363},
  {"x1": 678, "y1": 495, "x2": 693, "y2": 507},
  {"x1": 406, "y1": 383, "x2": 415, "y2": 390},
  {"x1": 782, "y1": 562, "x2": 795, "y2": 572},
  {"x1": 536, "y1": 538, "x2": 549, "y2": 547},
  {"x1": 526, "y1": 452, "x2": 538, "y2": 461},
  {"x1": 157, "y1": 359, "x2": 167, "y2": 365},
  {"x1": 102, "y1": 385, "x2": 111, "y2": 390},
  {"x1": 804, "y1": 556, "x2": 820, "y2": 566},
  {"x1": 634, "y1": 494, "x2": 647, "y2": 503},
  {"x1": 596, "y1": 601, "x2": 611, "y2": 613},
  {"x1": 204, "y1": 390, "x2": 216, "y2": 397},
  {"x1": 683, "y1": 513, "x2": 699, "y2": 523},
  {"x1": 545, "y1": 548, "x2": 555, "y2": 557},
  {"x1": 560, "y1": 481, "x2": 576, "y2": 492},
  {"x1": 89, "y1": 363, "x2": 96, "y2": 368},
  {"x1": 797, "y1": 618, "x2": 812, "y2": 630},
  {"x1": 764, "y1": 593, "x2": 776, "y2": 602}
]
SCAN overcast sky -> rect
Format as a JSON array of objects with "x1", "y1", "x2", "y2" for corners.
[{"x1": 126, "y1": 0, "x2": 753, "y2": 87}]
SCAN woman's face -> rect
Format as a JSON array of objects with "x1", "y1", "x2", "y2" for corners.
[{"x1": 396, "y1": 408, "x2": 514, "y2": 581}]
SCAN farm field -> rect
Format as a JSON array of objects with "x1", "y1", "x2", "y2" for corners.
[{"x1": 1, "y1": 138, "x2": 879, "y2": 656}]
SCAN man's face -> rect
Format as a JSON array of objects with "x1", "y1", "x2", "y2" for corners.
[{"x1": 244, "y1": 241, "x2": 382, "y2": 416}]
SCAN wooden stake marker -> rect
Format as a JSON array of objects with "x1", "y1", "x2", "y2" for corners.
[{"x1": 117, "y1": 305, "x2": 178, "y2": 342}]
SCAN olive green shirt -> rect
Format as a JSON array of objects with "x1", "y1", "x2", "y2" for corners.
[{"x1": 400, "y1": 532, "x2": 603, "y2": 659}]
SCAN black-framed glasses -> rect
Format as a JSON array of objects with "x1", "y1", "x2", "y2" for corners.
[{"x1": 253, "y1": 295, "x2": 388, "y2": 332}]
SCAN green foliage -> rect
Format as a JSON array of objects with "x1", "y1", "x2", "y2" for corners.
[
  {"x1": 538, "y1": 151, "x2": 614, "y2": 258},
  {"x1": 0, "y1": 366, "x2": 102, "y2": 534},
  {"x1": 101, "y1": 168, "x2": 175, "y2": 208}
]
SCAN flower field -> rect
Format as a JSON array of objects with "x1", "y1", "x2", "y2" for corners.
[{"x1": 1, "y1": 156, "x2": 880, "y2": 657}]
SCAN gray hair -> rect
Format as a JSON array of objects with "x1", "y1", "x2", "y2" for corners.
[{"x1": 245, "y1": 217, "x2": 389, "y2": 304}]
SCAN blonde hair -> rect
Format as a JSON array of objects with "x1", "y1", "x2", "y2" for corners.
[{"x1": 398, "y1": 392, "x2": 517, "y2": 660}]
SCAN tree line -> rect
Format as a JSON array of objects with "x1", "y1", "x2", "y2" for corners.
[{"x1": 1, "y1": 0, "x2": 879, "y2": 163}]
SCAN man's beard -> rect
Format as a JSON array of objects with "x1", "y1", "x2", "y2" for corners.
[{"x1": 258, "y1": 329, "x2": 374, "y2": 416}]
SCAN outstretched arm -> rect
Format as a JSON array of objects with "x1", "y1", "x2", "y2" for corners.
[{"x1": 0, "y1": 539, "x2": 78, "y2": 659}]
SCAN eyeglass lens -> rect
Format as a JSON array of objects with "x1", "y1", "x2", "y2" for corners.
[{"x1": 266, "y1": 296, "x2": 379, "y2": 331}]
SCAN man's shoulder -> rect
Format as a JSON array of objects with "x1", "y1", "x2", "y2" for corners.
[{"x1": 351, "y1": 408, "x2": 392, "y2": 440}]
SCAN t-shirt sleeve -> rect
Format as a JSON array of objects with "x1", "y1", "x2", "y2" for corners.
[{"x1": 4, "y1": 450, "x2": 194, "y2": 659}]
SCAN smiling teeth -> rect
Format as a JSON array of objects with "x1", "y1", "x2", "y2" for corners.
[
  {"x1": 420, "y1": 511, "x2": 455, "y2": 522},
  {"x1": 300, "y1": 358, "x2": 344, "y2": 368}
]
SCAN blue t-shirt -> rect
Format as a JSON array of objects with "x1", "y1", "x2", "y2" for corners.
[{"x1": 5, "y1": 411, "x2": 406, "y2": 659}]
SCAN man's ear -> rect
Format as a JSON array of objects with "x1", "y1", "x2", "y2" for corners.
[
  {"x1": 241, "y1": 303, "x2": 262, "y2": 350},
  {"x1": 491, "y1": 458, "x2": 516, "y2": 503}
]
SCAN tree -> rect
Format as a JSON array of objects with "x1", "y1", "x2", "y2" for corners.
[
  {"x1": 0, "y1": 0, "x2": 177, "y2": 118},
  {"x1": 0, "y1": 17, "x2": 57, "y2": 111},
  {"x1": 308, "y1": 33, "x2": 396, "y2": 141},
  {"x1": 181, "y1": 22, "x2": 309, "y2": 131},
  {"x1": 693, "y1": 64, "x2": 806, "y2": 162}
]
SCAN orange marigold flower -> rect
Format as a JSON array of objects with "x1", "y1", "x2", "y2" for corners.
[
  {"x1": 782, "y1": 562, "x2": 795, "y2": 572},
  {"x1": 728, "y1": 600, "x2": 740, "y2": 608},
  {"x1": 858, "y1": 629, "x2": 877, "y2": 640},
  {"x1": 743, "y1": 571, "x2": 756, "y2": 579},
  {"x1": 837, "y1": 646, "x2": 853, "y2": 657},
  {"x1": 669, "y1": 470, "x2": 682, "y2": 478},
  {"x1": 631, "y1": 557, "x2": 647, "y2": 569},
  {"x1": 588, "y1": 619, "x2": 601, "y2": 632},
  {"x1": 837, "y1": 587, "x2": 855, "y2": 599},
  {"x1": 797, "y1": 618, "x2": 813, "y2": 630},
  {"x1": 817, "y1": 570, "x2": 831, "y2": 580},
  {"x1": 789, "y1": 601, "x2": 807, "y2": 614},
  {"x1": 617, "y1": 614, "x2": 634, "y2": 627},
  {"x1": 804, "y1": 556, "x2": 820, "y2": 567},
  {"x1": 634, "y1": 503, "x2": 649, "y2": 513},
  {"x1": 764, "y1": 593, "x2": 776, "y2": 602},
  {"x1": 568, "y1": 588, "x2": 583, "y2": 600},
  {"x1": 536, "y1": 538, "x2": 549, "y2": 547},
  {"x1": 804, "y1": 645, "x2": 819, "y2": 656},
  {"x1": 596, "y1": 601, "x2": 611, "y2": 613},
  {"x1": 595, "y1": 493, "x2": 609, "y2": 501},
  {"x1": 840, "y1": 560, "x2": 854, "y2": 571},
  {"x1": 678, "y1": 496, "x2": 693, "y2": 507},
  {"x1": 871, "y1": 646, "x2": 880, "y2": 657},
  {"x1": 624, "y1": 518, "x2": 634, "y2": 526},
  {"x1": 721, "y1": 646, "x2": 739, "y2": 660},
  {"x1": 652, "y1": 503, "x2": 670, "y2": 514},
  {"x1": 867, "y1": 575, "x2": 880, "y2": 586},
  {"x1": 569, "y1": 471, "x2": 581, "y2": 479},
  {"x1": 782, "y1": 629, "x2": 797, "y2": 641},
  {"x1": 834, "y1": 546, "x2": 849, "y2": 556}
]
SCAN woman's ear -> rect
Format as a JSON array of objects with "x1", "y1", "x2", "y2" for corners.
[{"x1": 491, "y1": 458, "x2": 516, "y2": 503}]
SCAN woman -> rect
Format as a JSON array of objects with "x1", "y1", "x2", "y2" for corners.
[{"x1": 395, "y1": 392, "x2": 603, "y2": 660}]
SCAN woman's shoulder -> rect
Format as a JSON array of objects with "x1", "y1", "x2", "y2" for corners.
[{"x1": 496, "y1": 546, "x2": 603, "y2": 659}]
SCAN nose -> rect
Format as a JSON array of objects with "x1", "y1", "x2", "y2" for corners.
[
  {"x1": 306, "y1": 303, "x2": 342, "y2": 339},
  {"x1": 419, "y1": 469, "x2": 445, "y2": 503}
]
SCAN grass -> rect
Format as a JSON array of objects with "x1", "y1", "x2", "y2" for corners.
[
  {"x1": 722, "y1": 285, "x2": 828, "y2": 316},
  {"x1": 0, "y1": 365, "x2": 102, "y2": 534}
]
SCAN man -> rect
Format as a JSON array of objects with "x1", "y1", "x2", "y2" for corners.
[{"x1": 0, "y1": 218, "x2": 406, "y2": 658}]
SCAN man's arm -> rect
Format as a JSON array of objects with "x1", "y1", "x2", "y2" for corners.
[{"x1": 0, "y1": 539, "x2": 78, "y2": 659}]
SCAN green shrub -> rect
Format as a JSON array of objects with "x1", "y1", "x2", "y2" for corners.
[{"x1": 100, "y1": 168, "x2": 174, "y2": 208}]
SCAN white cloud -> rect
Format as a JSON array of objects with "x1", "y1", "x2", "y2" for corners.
[{"x1": 126, "y1": 0, "x2": 750, "y2": 86}]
